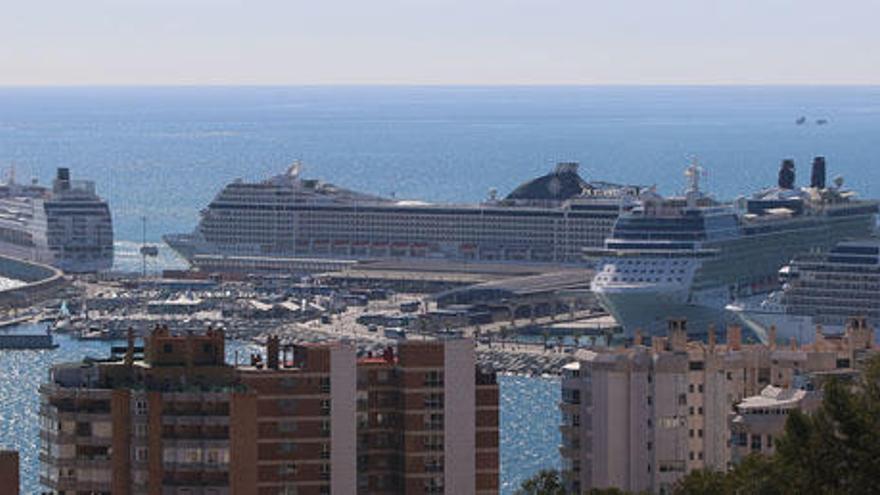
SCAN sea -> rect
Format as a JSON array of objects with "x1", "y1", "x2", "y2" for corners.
[{"x1": 2, "y1": 85, "x2": 880, "y2": 492}]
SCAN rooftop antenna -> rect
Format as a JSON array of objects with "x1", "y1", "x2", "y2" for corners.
[{"x1": 139, "y1": 216, "x2": 159, "y2": 277}]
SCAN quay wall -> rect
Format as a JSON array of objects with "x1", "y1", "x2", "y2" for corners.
[
  {"x1": 0, "y1": 334, "x2": 56, "y2": 349},
  {"x1": 0, "y1": 255, "x2": 67, "y2": 309}
]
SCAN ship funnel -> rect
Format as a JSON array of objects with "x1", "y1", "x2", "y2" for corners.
[
  {"x1": 54, "y1": 167, "x2": 71, "y2": 192},
  {"x1": 810, "y1": 156, "x2": 826, "y2": 189},
  {"x1": 778, "y1": 159, "x2": 795, "y2": 189},
  {"x1": 554, "y1": 162, "x2": 579, "y2": 175}
]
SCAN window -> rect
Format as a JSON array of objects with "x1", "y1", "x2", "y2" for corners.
[
  {"x1": 163, "y1": 343, "x2": 173, "y2": 353},
  {"x1": 698, "y1": 384, "x2": 704, "y2": 393},
  {"x1": 134, "y1": 423, "x2": 147, "y2": 437},
  {"x1": 425, "y1": 371, "x2": 444, "y2": 387},
  {"x1": 279, "y1": 399, "x2": 297, "y2": 413},
  {"x1": 751, "y1": 434, "x2": 762, "y2": 451},
  {"x1": 134, "y1": 447, "x2": 148, "y2": 462},
  {"x1": 135, "y1": 400, "x2": 147, "y2": 416},
  {"x1": 424, "y1": 393, "x2": 444, "y2": 409}
]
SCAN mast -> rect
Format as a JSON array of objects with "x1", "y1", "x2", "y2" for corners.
[{"x1": 684, "y1": 157, "x2": 704, "y2": 208}]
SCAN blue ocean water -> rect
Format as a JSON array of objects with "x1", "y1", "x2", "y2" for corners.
[
  {"x1": 0, "y1": 86, "x2": 879, "y2": 492},
  {"x1": 1, "y1": 86, "x2": 879, "y2": 248},
  {"x1": 0, "y1": 329, "x2": 558, "y2": 494}
]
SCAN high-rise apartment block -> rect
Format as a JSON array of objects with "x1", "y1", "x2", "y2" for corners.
[
  {"x1": 0, "y1": 450, "x2": 19, "y2": 495},
  {"x1": 39, "y1": 326, "x2": 498, "y2": 495},
  {"x1": 560, "y1": 318, "x2": 877, "y2": 494}
]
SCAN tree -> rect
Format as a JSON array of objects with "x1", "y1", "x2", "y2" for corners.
[
  {"x1": 673, "y1": 354, "x2": 880, "y2": 495},
  {"x1": 670, "y1": 468, "x2": 727, "y2": 495},
  {"x1": 515, "y1": 469, "x2": 566, "y2": 495}
]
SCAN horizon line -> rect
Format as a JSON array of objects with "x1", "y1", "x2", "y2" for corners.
[{"x1": 1, "y1": 82, "x2": 880, "y2": 89}]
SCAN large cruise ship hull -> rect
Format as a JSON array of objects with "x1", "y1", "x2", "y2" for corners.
[
  {"x1": 595, "y1": 285, "x2": 743, "y2": 338},
  {"x1": 727, "y1": 308, "x2": 828, "y2": 345},
  {"x1": 166, "y1": 164, "x2": 639, "y2": 272}
]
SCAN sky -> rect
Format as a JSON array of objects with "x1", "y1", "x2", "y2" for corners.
[{"x1": 1, "y1": 0, "x2": 879, "y2": 85}]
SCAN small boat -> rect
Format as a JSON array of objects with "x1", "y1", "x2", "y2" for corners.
[
  {"x1": 795, "y1": 116, "x2": 806, "y2": 125},
  {"x1": 816, "y1": 118, "x2": 829, "y2": 125}
]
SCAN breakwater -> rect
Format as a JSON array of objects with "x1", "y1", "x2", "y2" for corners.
[{"x1": 0, "y1": 255, "x2": 66, "y2": 310}]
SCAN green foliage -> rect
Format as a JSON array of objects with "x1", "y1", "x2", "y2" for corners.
[
  {"x1": 515, "y1": 469, "x2": 566, "y2": 495},
  {"x1": 673, "y1": 354, "x2": 880, "y2": 495},
  {"x1": 670, "y1": 468, "x2": 728, "y2": 495}
]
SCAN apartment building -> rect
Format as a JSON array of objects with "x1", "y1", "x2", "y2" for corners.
[
  {"x1": 39, "y1": 326, "x2": 497, "y2": 495},
  {"x1": 356, "y1": 340, "x2": 499, "y2": 494},
  {"x1": 560, "y1": 317, "x2": 877, "y2": 494},
  {"x1": 729, "y1": 385, "x2": 821, "y2": 463},
  {"x1": 0, "y1": 450, "x2": 19, "y2": 495}
]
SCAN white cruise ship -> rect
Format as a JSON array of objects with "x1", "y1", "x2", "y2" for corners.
[
  {"x1": 0, "y1": 168, "x2": 113, "y2": 273},
  {"x1": 165, "y1": 162, "x2": 642, "y2": 272},
  {"x1": 727, "y1": 239, "x2": 880, "y2": 344},
  {"x1": 588, "y1": 157, "x2": 879, "y2": 337}
]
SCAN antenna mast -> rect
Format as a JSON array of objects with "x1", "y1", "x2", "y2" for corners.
[{"x1": 684, "y1": 157, "x2": 704, "y2": 208}]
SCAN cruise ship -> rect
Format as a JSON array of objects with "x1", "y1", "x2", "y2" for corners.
[
  {"x1": 588, "y1": 157, "x2": 879, "y2": 337},
  {"x1": 164, "y1": 162, "x2": 642, "y2": 272},
  {"x1": 727, "y1": 239, "x2": 880, "y2": 344},
  {"x1": 0, "y1": 168, "x2": 113, "y2": 273}
]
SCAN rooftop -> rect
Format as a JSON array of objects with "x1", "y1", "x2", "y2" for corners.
[{"x1": 737, "y1": 385, "x2": 809, "y2": 410}]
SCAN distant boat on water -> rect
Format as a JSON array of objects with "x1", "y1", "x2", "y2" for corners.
[
  {"x1": 795, "y1": 116, "x2": 807, "y2": 125},
  {"x1": 816, "y1": 118, "x2": 829, "y2": 125}
]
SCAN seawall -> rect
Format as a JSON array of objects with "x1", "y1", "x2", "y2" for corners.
[{"x1": 0, "y1": 255, "x2": 67, "y2": 309}]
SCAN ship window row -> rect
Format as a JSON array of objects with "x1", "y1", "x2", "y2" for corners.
[
  {"x1": 788, "y1": 283, "x2": 880, "y2": 292},
  {"x1": 596, "y1": 276, "x2": 683, "y2": 283}
]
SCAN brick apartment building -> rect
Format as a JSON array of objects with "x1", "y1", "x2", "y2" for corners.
[{"x1": 39, "y1": 326, "x2": 498, "y2": 495}]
